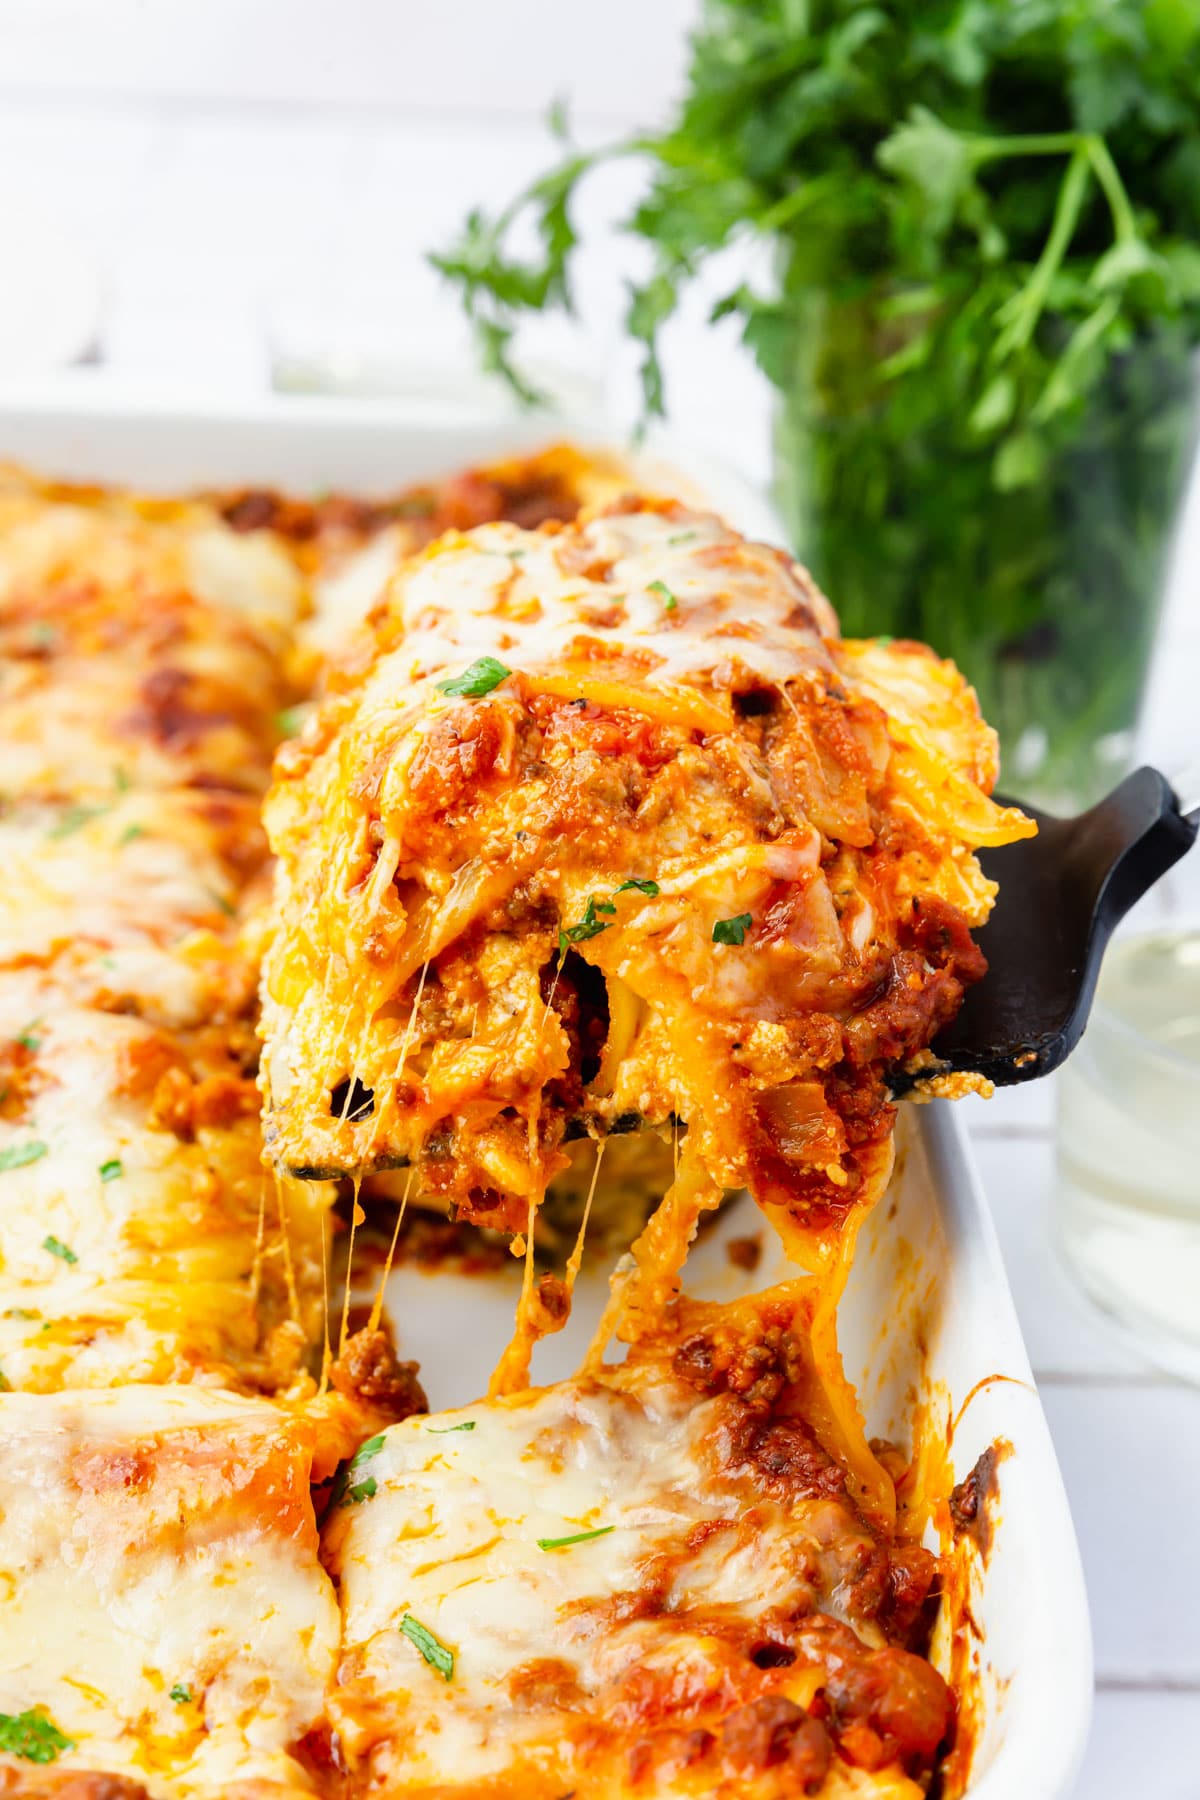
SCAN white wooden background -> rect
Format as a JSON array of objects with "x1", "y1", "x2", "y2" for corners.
[{"x1": 0, "y1": 5, "x2": 1197, "y2": 1790}]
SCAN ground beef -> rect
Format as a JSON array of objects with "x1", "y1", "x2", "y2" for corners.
[
  {"x1": 719, "y1": 1696, "x2": 831, "y2": 1790},
  {"x1": 329, "y1": 1327, "x2": 427, "y2": 1421}
]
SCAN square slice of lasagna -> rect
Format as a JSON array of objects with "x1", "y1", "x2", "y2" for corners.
[{"x1": 260, "y1": 499, "x2": 1031, "y2": 1275}]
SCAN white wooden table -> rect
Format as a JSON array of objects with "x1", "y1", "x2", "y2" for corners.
[{"x1": 0, "y1": 8, "x2": 1197, "y2": 1786}]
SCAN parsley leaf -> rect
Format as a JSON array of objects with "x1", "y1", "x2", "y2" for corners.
[
  {"x1": 276, "y1": 706, "x2": 307, "y2": 737},
  {"x1": 0, "y1": 1142, "x2": 48, "y2": 1173},
  {"x1": 0, "y1": 1710, "x2": 74, "y2": 1764},
  {"x1": 393, "y1": 492, "x2": 437, "y2": 520},
  {"x1": 557, "y1": 894, "x2": 618, "y2": 954},
  {"x1": 48, "y1": 805, "x2": 105, "y2": 840},
  {"x1": 614, "y1": 878, "x2": 660, "y2": 897},
  {"x1": 648, "y1": 579, "x2": 677, "y2": 611},
  {"x1": 436, "y1": 656, "x2": 512, "y2": 699},
  {"x1": 537, "y1": 1525, "x2": 615, "y2": 1551},
  {"x1": 169, "y1": 1684, "x2": 192, "y2": 1705},
  {"x1": 437, "y1": 5, "x2": 1200, "y2": 807},
  {"x1": 14, "y1": 1020, "x2": 41, "y2": 1052},
  {"x1": 42, "y1": 1235, "x2": 77, "y2": 1265},
  {"x1": 399, "y1": 1614, "x2": 454, "y2": 1681},
  {"x1": 330, "y1": 1434, "x2": 386, "y2": 1509},
  {"x1": 712, "y1": 913, "x2": 752, "y2": 947},
  {"x1": 426, "y1": 1420, "x2": 476, "y2": 1433},
  {"x1": 99, "y1": 1159, "x2": 123, "y2": 1183}
]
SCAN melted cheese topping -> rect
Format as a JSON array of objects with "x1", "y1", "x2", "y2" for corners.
[
  {"x1": 0, "y1": 794, "x2": 263, "y2": 1027},
  {"x1": 0, "y1": 476, "x2": 303, "y2": 801},
  {"x1": 325, "y1": 1306, "x2": 939, "y2": 1800},
  {"x1": 0, "y1": 970, "x2": 330, "y2": 1394},
  {"x1": 0, "y1": 1387, "x2": 338, "y2": 1800},
  {"x1": 0, "y1": 471, "x2": 302, "y2": 639},
  {"x1": 368, "y1": 507, "x2": 837, "y2": 693},
  {"x1": 0, "y1": 471, "x2": 333, "y2": 1400}
]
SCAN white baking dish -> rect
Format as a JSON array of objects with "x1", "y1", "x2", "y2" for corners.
[{"x1": 0, "y1": 380, "x2": 1092, "y2": 1799}]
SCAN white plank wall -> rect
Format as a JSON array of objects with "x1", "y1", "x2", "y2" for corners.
[{"x1": 0, "y1": 5, "x2": 1197, "y2": 1787}]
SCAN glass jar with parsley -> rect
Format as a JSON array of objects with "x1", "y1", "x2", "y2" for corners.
[{"x1": 436, "y1": 0, "x2": 1200, "y2": 811}]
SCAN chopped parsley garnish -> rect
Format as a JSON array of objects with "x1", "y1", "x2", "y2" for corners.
[
  {"x1": 15, "y1": 1020, "x2": 41, "y2": 1052},
  {"x1": 0, "y1": 1142, "x2": 48, "y2": 1173},
  {"x1": 169, "y1": 1683, "x2": 192, "y2": 1705},
  {"x1": 205, "y1": 888, "x2": 236, "y2": 918},
  {"x1": 426, "y1": 1420, "x2": 476, "y2": 1434},
  {"x1": 0, "y1": 1709, "x2": 74, "y2": 1764},
  {"x1": 399, "y1": 1614, "x2": 454, "y2": 1682},
  {"x1": 48, "y1": 805, "x2": 105, "y2": 840},
  {"x1": 557, "y1": 894, "x2": 617, "y2": 954},
  {"x1": 712, "y1": 913, "x2": 753, "y2": 947},
  {"x1": 393, "y1": 492, "x2": 437, "y2": 520},
  {"x1": 436, "y1": 656, "x2": 512, "y2": 699},
  {"x1": 42, "y1": 1235, "x2": 77, "y2": 1265},
  {"x1": 99, "y1": 1159, "x2": 123, "y2": 1183},
  {"x1": 648, "y1": 578, "x2": 677, "y2": 611},
  {"x1": 119, "y1": 824, "x2": 144, "y2": 846},
  {"x1": 537, "y1": 1525, "x2": 615, "y2": 1551},
  {"x1": 275, "y1": 705, "x2": 309, "y2": 738},
  {"x1": 614, "y1": 878, "x2": 660, "y2": 897},
  {"x1": 666, "y1": 532, "x2": 696, "y2": 546},
  {"x1": 331, "y1": 1434, "x2": 386, "y2": 1507}
]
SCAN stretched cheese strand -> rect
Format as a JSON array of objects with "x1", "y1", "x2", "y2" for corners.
[
  {"x1": 583, "y1": 1133, "x2": 723, "y2": 1372},
  {"x1": 489, "y1": 1194, "x2": 543, "y2": 1398},
  {"x1": 489, "y1": 1137, "x2": 609, "y2": 1398},
  {"x1": 366, "y1": 1167, "x2": 417, "y2": 1336}
]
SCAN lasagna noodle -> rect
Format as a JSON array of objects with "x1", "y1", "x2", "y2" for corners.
[{"x1": 323, "y1": 1291, "x2": 951, "y2": 1800}]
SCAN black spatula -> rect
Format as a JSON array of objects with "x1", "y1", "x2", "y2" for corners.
[{"x1": 891, "y1": 765, "x2": 1199, "y2": 1095}]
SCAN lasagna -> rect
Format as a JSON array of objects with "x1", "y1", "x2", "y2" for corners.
[
  {"x1": 258, "y1": 498, "x2": 1030, "y2": 1378},
  {"x1": 0, "y1": 447, "x2": 1024, "y2": 1800},
  {"x1": 325, "y1": 1290, "x2": 952, "y2": 1800},
  {"x1": 0, "y1": 467, "x2": 331, "y2": 1398}
]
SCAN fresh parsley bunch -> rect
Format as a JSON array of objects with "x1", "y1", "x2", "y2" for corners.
[{"x1": 435, "y1": 0, "x2": 1200, "y2": 806}]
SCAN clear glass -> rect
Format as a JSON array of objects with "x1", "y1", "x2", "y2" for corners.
[
  {"x1": 774, "y1": 296, "x2": 1198, "y2": 815},
  {"x1": 1056, "y1": 929, "x2": 1200, "y2": 1377}
]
